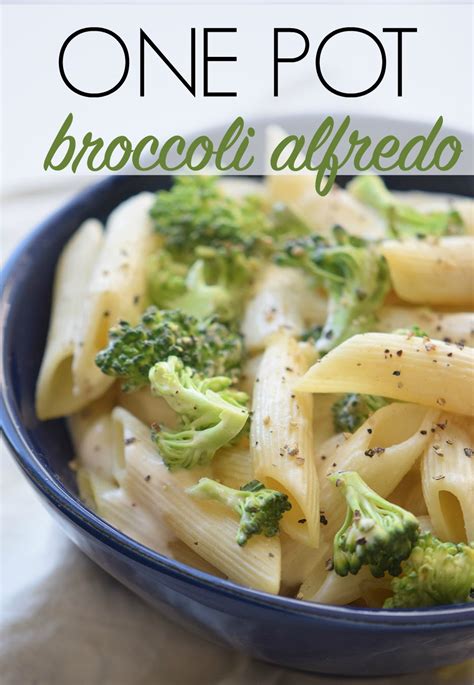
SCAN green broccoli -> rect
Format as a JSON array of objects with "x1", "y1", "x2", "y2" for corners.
[
  {"x1": 384, "y1": 534, "x2": 474, "y2": 608},
  {"x1": 332, "y1": 394, "x2": 391, "y2": 433},
  {"x1": 146, "y1": 250, "x2": 188, "y2": 310},
  {"x1": 187, "y1": 477, "x2": 291, "y2": 545},
  {"x1": 348, "y1": 175, "x2": 464, "y2": 239},
  {"x1": 276, "y1": 226, "x2": 390, "y2": 354},
  {"x1": 329, "y1": 471, "x2": 420, "y2": 578},
  {"x1": 95, "y1": 307, "x2": 244, "y2": 391},
  {"x1": 148, "y1": 255, "x2": 236, "y2": 321},
  {"x1": 149, "y1": 357, "x2": 249, "y2": 470},
  {"x1": 149, "y1": 176, "x2": 271, "y2": 259}
]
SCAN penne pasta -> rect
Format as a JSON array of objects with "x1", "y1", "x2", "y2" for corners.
[
  {"x1": 265, "y1": 127, "x2": 385, "y2": 239},
  {"x1": 295, "y1": 332, "x2": 474, "y2": 417},
  {"x1": 250, "y1": 333, "x2": 320, "y2": 547},
  {"x1": 381, "y1": 237, "x2": 474, "y2": 307},
  {"x1": 308, "y1": 566, "x2": 391, "y2": 607},
  {"x1": 72, "y1": 192, "x2": 156, "y2": 402},
  {"x1": 117, "y1": 385, "x2": 178, "y2": 428},
  {"x1": 68, "y1": 386, "x2": 117, "y2": 481},
  {"x1": 36, "y1": 219, "x2": 104, "y2": 419},
  {"x1": 376, "y1": 306, "x2": 474, "y2": 346},
  {"x1": 212, "y1": 442, "x2": 254, "y2": 489},
  {"x1": 421, "y1": 415, "x2": 474, "y2": 543},
  {"x1": 112, "y1": 408, "x2": 282, "y2": 594},
  {"x1": 389, "y1": 462, "x2": 428, "y2": 517},
  {"x1": 241, "y1": 265, "x2": 326, "y2": 352}
]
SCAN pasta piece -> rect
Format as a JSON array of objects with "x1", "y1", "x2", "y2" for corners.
[
  {"x1": 309, "y1": 566, "x2": 390, "y2": 607},
  {"x1": 376, "y1": 306, "x2": 474, "y2": 346},
  {"x1": 381, "y1": 237, "x2": 474, "y2": 306},
  {"x1": 389, "y1": 462, "x2": 428, "y2": 517},
  {"x1": 239, "y1": 353, "x2": 263, "y2": 395},
  {"x1": 241, "y1": 265, "x2": 326, "y2": 352},
  {"x1": 295, "y1": 332, "x2": 474, "y2": 417},
  {"x1": 280, "y1": 533, "x2": 318, "y2": 596},
  {"x1": 299, "y1": 403, "x2": 438, "y2": 599},
  {"x1": 212, "y1": 443, "x2": 254, "y2": 489},
  {"x1": 72, "y1": 192, "x2": 156, "y2": 401},
  {"x1": 313, "y1": 394, "x2": 342, "y2": 452},
  {"x1": 167, "y1": 539, "x2": 226, "y2": 577},
  {"x1": 36, "y1": 219, "x2": 104, "y2": 419},
  {"x1": 421, "y1": 415, "x2": 474, "y2": 542},
  {"x1": 264, "y1": 126, "x2": 385, "y2": 239},
  {"x1": 250, "y1": 333, "x2": 320, "y2": 547},
  {"x1": 117, "y1": 386, "x2": 177, "y2": 428},
  {"x1": 68, "y1": 387, "x2": 117, "y2": 481},
  {"x1": 112, "y1": 408, "x2": 282, "y2": 594},
  {"x1": 78, "y1": 468, "x2": 175, "y2": 555}
]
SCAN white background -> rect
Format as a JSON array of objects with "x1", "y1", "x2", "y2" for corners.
[{"x1": 1, "y1": 2, "x2": 473, "y2": 192}]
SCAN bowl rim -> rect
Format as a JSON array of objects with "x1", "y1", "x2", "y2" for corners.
[{"x1": 1, "y1": 172, "x2": 474, "y2": 629}]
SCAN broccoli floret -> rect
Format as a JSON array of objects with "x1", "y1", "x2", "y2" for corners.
[
  {"x1": 384, "y1": 534, "x2": 474, "y2": 608},
  {"x1": 276, "y1": 226, "x2": 390, "y2": 354},
  {"x1": 332, "y1": 394, "x2": 391, "y2": 433},
  {"x1": 329, "y1": 471, "x2": 420, "y2": 578},
  {"x1": 148, "y1": 255, "x2": 236, "y2": 321},
  {"x1": 150, "y1": 176, "x2": 271, "y2": 258},
  {"x1": 187, "y1": 477, "x2": 291, "y2": 545},
  {"x1": 95, "y1": 307, "x2": 244, "y2": 391},
  {"x1": 348, "y1": 175, "x2": 464, "y2": 239},
  {"x1": 146, "y1": 250, "x2": 188, "y2": 309},
  {"x1": 149, "y1": 357, "x2": 249, "y2": 470}
]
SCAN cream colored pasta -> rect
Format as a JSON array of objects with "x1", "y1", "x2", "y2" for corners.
[
  {"x1": 77, "y1": 468, "x2": 175, "y2": 555},
  {"x1": 313, "y1": 394, "x2": 342, "y2": 451},
  {"x1": 68, "y1": 386, "x2": 117, "y2": 481},
  {"x1": 241, "y1": 265, "x2": 326, "y2": 352},
  {"x1": 72, "y1": 192, "x2": 156, "y2": 401},
  {"x1": 36, "y1": 220, "x2": 104, "y2": 419},
  {"x1": 112, "y1": 408, "x2": 282, "y2": 594},
  {"x1": 381, "y1": 237, "x2": 474, "y2": 307},
  {"x1": 295, "y1": 332, "x2": 474, "y2": 417},
  {"x1": 250, "y1": 333, "x2": 320, "y2": 547},
  {"x1": 376, "y1": 306, "x2": 474, "y2": 346},
  {"x1": 421, "y1": 415, "x2": 474, "y2": 543},
  {"x1": 265, "y1": 127, "x2": 385, "y2": 239},
  {"x1": 239, "y1": 353, "x2": 263, "y2": 395},
  {"x1": 280, "y1": 533, "x2": 318, "y2": 596},
  {"x1": 212, "y1": 443, "x2": 254, "y2": 489},
  {"x1": 389, "y1": 462, "x2": 428, "y2": 517},
  {"x1": 167, "y1": 539, "x2": 226, "y2": 577},
  {"x1": 309, "y1": 566, "x2": 390, "y2": 607},
  {"x1": 117, "y1": 386, "x2": 178, "y2": 428}
]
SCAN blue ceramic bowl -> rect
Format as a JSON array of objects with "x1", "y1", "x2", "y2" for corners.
[{"x1": 2, "y1": 173, "x2": 474, "y2": 677}]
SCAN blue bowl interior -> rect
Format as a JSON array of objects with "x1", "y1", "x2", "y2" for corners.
[{"x1": 1, "y1": 173, "x2": 473, "y2": 623}]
